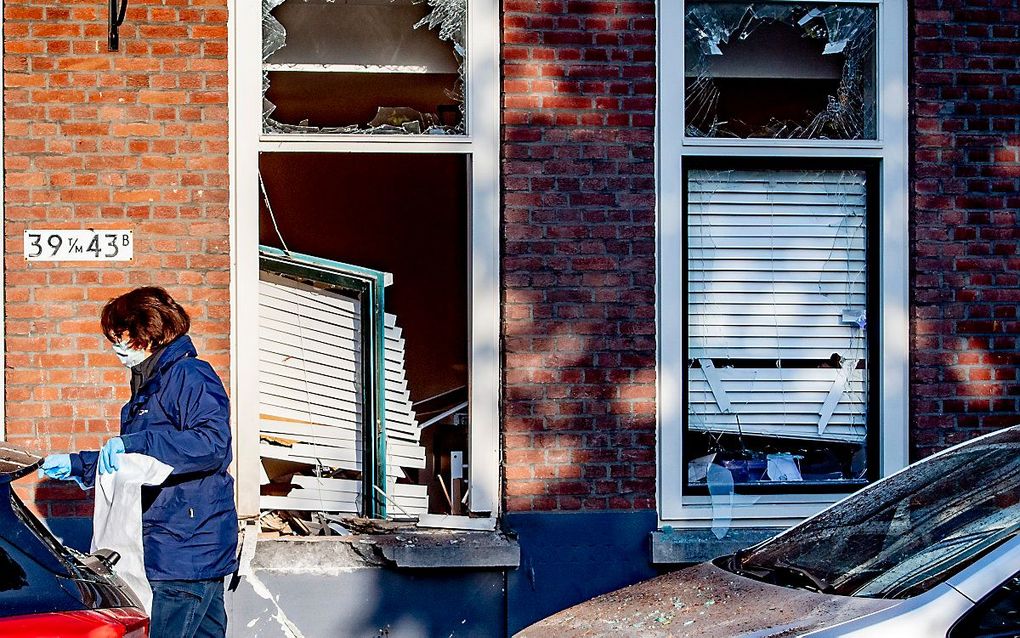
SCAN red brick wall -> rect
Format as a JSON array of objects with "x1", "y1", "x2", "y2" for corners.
[
  {"x1": 911, "y1": 1, "x2": 1020, "y2": 458},
  {"x1": 4, "y1": 0, "x2": 230, "y2": 517},
  {"x1": 501, "y1": 0, "x2": 657, "y2": 511}
]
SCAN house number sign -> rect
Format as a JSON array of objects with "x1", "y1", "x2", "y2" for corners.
[{"x1": 24, "y1": 230, "x2": 133, "y2": 262}]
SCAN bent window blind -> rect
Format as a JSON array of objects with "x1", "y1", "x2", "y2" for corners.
[{"x1": 687, "y1": 168, "x2": 869, "y2": 446}]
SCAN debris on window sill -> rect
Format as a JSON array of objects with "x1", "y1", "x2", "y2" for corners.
[
  {"x1": 263, "y1": 106, "x2": 458, "y2": 136},
  {"x1": 258, "y1": 511, "x2": 496, "y2": 539},
  {"x1": 247, "y1": 513, "x2": 518, "y2": 571}
]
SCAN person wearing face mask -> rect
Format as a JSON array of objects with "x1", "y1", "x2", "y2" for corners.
[{"x1": 40, "y1": 286, "x2": 237, "y2": 638}]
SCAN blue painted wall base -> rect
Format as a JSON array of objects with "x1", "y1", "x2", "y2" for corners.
[
  {"x1": 504, "y1": 511, "x2": 662, "y2": 634},
  {"x1": 227, "y1": 568, "x2": 506, "y2": 638}
]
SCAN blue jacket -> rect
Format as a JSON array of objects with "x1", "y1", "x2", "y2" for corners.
[{"x1": 70, "y1": 335, "x2": 238, "y2": 581}]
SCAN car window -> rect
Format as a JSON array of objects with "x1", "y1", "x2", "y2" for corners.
[
  {"x1": 2, "y1": 488, "x2": 79, "y2": 577},
  {"x1": 0, "y1": 545, "x2": 29, "y2": 592},
  {"x1": 0, "y1": 533, "x2": 81, "y2": 618},
  {"x1": 949, "y1": 574, "x2": 1020, "y2": 638},
  {"x1": 727, "y1": 427, "x2": 1020, "y2": 599}
]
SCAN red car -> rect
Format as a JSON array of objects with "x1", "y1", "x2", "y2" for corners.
[{"x1": 0, "y1": 443, "x2": 148, "y2": 637}]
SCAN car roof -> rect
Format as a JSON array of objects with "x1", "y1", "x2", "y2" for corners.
[{"x1": 0, "y1": 442, "x2": 42, "y2": 482}]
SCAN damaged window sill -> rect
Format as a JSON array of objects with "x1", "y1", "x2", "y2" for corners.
[{"x1": 249, "y1": 530, "x2": 520, "y2": 572}]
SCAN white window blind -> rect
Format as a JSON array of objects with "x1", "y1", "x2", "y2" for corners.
[
  {"x1": 258, "y1": 272, "x2": 427, "y2": 516},
  {"x1": 687, "y1": 169, "x2": 868, "y2": 443}
]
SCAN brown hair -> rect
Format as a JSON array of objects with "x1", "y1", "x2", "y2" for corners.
[{"x1": 100, "y1": 287, "x2": 190, "y2": 350}]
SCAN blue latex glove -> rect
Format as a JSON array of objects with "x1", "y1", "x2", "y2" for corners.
[
  {"x1": 98, "y1": 437, "x2": 125, "y2": 475},
  {"x1": 38, "y1": 454, "x2": 72, "y2": 480}
]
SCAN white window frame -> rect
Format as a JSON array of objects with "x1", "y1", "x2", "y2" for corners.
[
  {"x1": 656, "y1": 0, "x2": 910, "y2": 527},
  {"x1": 228, "y1": 0, "x2": 501, "y2": 518},
  {"x1": 1, "y1": 0, "x2": 5, "y2": 441}
]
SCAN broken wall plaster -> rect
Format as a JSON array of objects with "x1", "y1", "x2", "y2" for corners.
[
  {"x1": 252, "y1": 537, "x2": 389, "y2": 575},
  {"x1": 243, "y1": 572, "x2": 307, "y2": 638}
]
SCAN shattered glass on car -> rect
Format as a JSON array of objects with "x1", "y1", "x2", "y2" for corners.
[
  {"x1": 730, "y1": 428, "x2": 1020, "y2": 599},
  {"x1": 685, "y1": 2, "x2": 877, "y2": 139},
  {"x1": 262, "y1": 0, "x2": 466, "y2": 135}
]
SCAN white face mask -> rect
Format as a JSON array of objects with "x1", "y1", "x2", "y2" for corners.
[{"x1": 112, "y1": 341, "x2": 149, "y2": 368}]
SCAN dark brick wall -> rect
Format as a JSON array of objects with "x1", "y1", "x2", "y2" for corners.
[
  {"x1": 912, "y1": 0, "x2": 1020, "y2": 458},
  {"x1": 501, "y1": 0, "x2": 657, "y2": 511}
]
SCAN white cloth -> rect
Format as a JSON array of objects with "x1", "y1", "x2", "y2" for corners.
[{"x1": 91, "y1": 453, "x2": 173, "y2": 613}]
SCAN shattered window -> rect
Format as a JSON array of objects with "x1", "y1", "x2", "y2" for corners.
[
  {"x1": 685, "y1": 167, "x2": 873, "y2": 490},
  {"x1": 685, "y1": 2, "x2": 877, "y2": 139},
  {"x1": 256, "y1": 152, "x2": 470, "y2": 526},
  {"x1": 262, "y1": 0, "x2": 466, "y2": 135}
]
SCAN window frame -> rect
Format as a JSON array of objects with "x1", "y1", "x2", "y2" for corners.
[
  {"x1": 228, "y1": 0, "x2": 501, "y2": 519},
  {"x1": 680, "y1": 156, "x2": 882, "y2": 496},
  {"x1": 949, "y1": 573, "x2": 1020, "y2": 638},
  {"x1": 657, "y1": 0, "x2": 910, "y2": 526}
]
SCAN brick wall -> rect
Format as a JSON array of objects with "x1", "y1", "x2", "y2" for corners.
[
  {"x1": 501, "y1": 0, "x2": 657, "y2": 511},
  {"x1": 911, "y1": 0, "x2": 1020, "y2": 458},
  {"x1": 4, "y1": 0, "x2": 230, "y2": 517}
]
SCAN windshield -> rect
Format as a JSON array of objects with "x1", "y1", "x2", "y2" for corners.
[{"x1": 728, "y1": 427, "x2": 1020, "y2": 599}]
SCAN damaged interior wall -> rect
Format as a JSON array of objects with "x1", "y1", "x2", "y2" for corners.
[
  {"x1": 257, "y1": 152, "x2": 470, "y2": 526},
  {"x1": 684, "y1": 2, "x2": 877, "y2": 139},
  {"x1": 685, "y1": 168, "x2": 871, "y2": 491},
  {"x1": 263, "y1": 0, "x2": 466, "y2": 135}
]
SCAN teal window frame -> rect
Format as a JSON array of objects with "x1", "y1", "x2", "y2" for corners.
[{"x1": 260, "y1": 245, "x2": 389, "y2": 519}]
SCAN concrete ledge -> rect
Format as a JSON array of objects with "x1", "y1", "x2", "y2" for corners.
[
  {"x1": 252, "y1": 536, "x2": 387, "y2": 575},
  {"x1": 378, "y1": 531, "x2": 520, "y2": 569},
  {"x1": 252, "y1": 531, "x2": 520, "y2": 572},
  {"x1": 650, "y1": 527, "x2": 783, "y2": 564}
]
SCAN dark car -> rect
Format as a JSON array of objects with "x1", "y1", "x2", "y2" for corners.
[{"x1": 0, "y1": 442, "x2": 148, "y2": 637}]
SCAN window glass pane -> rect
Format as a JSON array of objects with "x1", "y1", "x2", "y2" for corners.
[
  {"x1": 685, "y1": 3, "x2": 877, "y2": 139},
  {"x1": 262, "y1": 0, "x2": 465, "y2": 135},
  {"x1": 686, "y1": 168, "x2": 870, "y2": 489}
]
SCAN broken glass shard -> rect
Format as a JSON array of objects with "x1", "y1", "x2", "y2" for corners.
[
  {"x1": 262, "y1": 0, "x2": 466, "y2": 135},
  {"x1": 684, "y1": 3, "x2": 877, "y2": 139}
]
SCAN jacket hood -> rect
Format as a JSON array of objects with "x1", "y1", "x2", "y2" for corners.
[{"x1": 517, "y1": 562, "x2": 899, "y2": 638}]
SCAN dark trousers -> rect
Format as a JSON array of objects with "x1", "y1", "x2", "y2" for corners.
[{"x1": 150, "y1": 578, "x2": 227, "y2": 638}]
